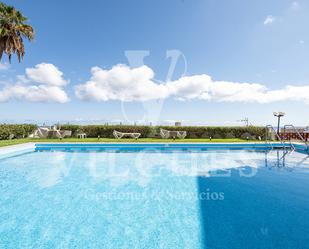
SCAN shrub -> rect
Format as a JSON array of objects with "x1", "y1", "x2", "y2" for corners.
[
  {"x1": 60, "y1": 125, "x2": 153, "y2": 138},
  {"x1": 0, "y1": 124, "x2": 37, "y2": 140},
  {"x1": 212, "y1": 134, "x2": 222, "y2": 139},
  {"x1": 158, "y1": 126, "x2": 265, "y2": 139},
  {"x1": 58, "y1": 125, "x2": 266, "y2": 140},
  {"x1": 0, "y1": 124, "x2": 265, "y2": 140},
  {"x1": 225, "y1": 132, "x2": 236, "y2": 139},
  {"x1": 59, "y1": 124, "x2": 80, "y2": 135},
  {"x1": 241, "y1": 132, "x2": 253, "y2": 140}
]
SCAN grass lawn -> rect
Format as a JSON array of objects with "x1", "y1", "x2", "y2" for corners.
[{"x1": 0, "y1": 137, "x2": 258, "y2": 148}]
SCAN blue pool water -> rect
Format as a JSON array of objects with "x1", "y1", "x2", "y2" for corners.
[{"x1": 0, "y1": 145, "x2": 309, "y2": 248}]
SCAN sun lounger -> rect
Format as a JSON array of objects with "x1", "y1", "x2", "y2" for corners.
[
  {"x1": 29, "y1": 126, "x2": 72, "y2": 139},
  {"x1": 160, "y1": 128, "x2": 187, "y2": 139},
  {"x1": 60, "y1": 130, "x2": 72, "y2": 138},
  {"x1": 113, "y1": 130, "x2": 141, "y2": 139}
]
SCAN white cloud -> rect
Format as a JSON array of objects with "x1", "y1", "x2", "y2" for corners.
[
  {"x1": 0, "y1": 62, "x2": 9, "y2": 71},
  {"x1": 263, "y1": 15, "x2": 275, "y2": 25},
  {"x1": 75, "y1": 64, "x2": 168, "y2": 101},
  {"x1": 25, "y1": 63, "x2": 68, "y2": 86},
  {"x1": 166, "y1": 75, "x2": 212, "y2": 100},
  {"x1": 0, "y1": 63, "x2": 69, "y2": 103},
  {"x1": 75, "y1": 64, "x2": 309, "y2": 104}
]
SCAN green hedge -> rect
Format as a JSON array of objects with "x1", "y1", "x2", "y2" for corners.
[
  {"x1": 157, "y1": 126, "x2": 265, "y2": 139},
  {"x1": 0, "y1": 124, "x2": 266, "y2": 140},
  {"x1": 60, "y1": 125, "x2": 266, "y2": 139},
  {"x1": 60, "y1": 125, "x2": 153, "y2": 138},
  {"x1": 0, "y1": 124, "x2": 37, "y2": 140}
]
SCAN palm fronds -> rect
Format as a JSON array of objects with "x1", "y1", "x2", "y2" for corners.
[{"x1": 0, "y1": 2, "x2": 34, "y2": 62}]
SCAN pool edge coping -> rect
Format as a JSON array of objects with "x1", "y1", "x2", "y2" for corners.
[
  {"x1": 0, "y1": 143, "x2": 36, "y2": 159},
  {"x1": 0, "y1": 141, "x2": 307, "y2": 158}
]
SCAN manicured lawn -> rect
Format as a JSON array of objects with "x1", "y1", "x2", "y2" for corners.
[{"x1": 0, "y1": 138, "x2": 258, "y2": 147}]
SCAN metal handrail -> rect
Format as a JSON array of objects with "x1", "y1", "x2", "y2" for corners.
[
  {"x1": 265, "y1": 125, "x2": 274, "y2": 150},
  {"x1": 283, "y1": 124, "x2": 309, "y2": 152},
  {"x1": 266, "y1": 125, "x2": 285, "y2": 143},
  {"x1": 265, "y1": 125, "x2": 290, "y2": 152}
]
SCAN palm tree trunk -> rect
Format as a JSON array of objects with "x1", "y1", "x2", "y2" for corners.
[{"x1": 0, "y1": 37, "x2": 5, "y2": 61}]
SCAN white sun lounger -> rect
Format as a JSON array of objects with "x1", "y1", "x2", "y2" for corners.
[
  {"x1": 113, "y1": 130, "x2": 141, "y2": 139},
  {"x1": 29, "y1": 126, "x2": 72, "y2": 139},
  {"x1": 160, "y1": 128, "x2": 187, "y2": 139}
]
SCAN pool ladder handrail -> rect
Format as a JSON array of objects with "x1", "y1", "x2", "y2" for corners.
[
  {"x1": 265, "y1": 150, "x2": 288, "y2": 169},
  {"x1": 283, "y1": 124, "x2": 309, "y2": 153},
  {"x1": 265, "y1": 148, "x2": 309, "y2": 171},
  {"x1": 265, "y1": 125, "x2": 288, "y2": 151}
]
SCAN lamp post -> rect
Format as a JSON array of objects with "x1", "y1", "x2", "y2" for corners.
[{"x1": 273, "y1": 112, "x2": 285, "y2": 135}]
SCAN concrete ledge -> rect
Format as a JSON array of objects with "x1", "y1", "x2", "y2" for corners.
[
  {"x1": 1, "y1": 142, "x2": 306, "y2": 158},
  {"x1": 0, "y1": 143, "x2": 35, "y2": 159}
]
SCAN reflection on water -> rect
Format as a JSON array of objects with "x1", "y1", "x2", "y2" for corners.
[
  {"x1": 1, "y1": 150, "x2": 309, "y2": 188},
  {"x1": 1, "y1": 149, "x2": 309, "y2": 248},
  {"x1": 0, "y1": 152, "x2": 72, "y2": 188},
  {"x1": 265, "y1": 150, "x2": 309, "y2": 171},
  {"x1": 197, "y1": 150, "x2": 309, "y2": 249},
  {"x1": 0, "y1": 150, "x2": 204, "y2": 248}
]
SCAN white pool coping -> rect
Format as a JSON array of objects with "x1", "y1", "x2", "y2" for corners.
[
  {"x1": 0, "y1": 143, "x2": 35, "y2": 159},
  {"x1": 34, "y1": 141, "x2": 282, "y2": 145},
  {"x1": 0, "y1": 141, "x2": 305, "y2": 159}
]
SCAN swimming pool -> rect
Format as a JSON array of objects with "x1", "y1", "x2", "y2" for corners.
[{"x1": 0, "y1": 143, "x2": 309, "y2": 248}]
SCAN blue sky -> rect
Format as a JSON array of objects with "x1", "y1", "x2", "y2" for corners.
[{"x1": 1, "y1": 0, "x2": 309, "y2": 126}]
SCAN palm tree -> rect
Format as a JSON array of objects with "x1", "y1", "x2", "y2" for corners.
[{"x1": 0, "y1": 2, "x2": 34, "y2": 62}]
